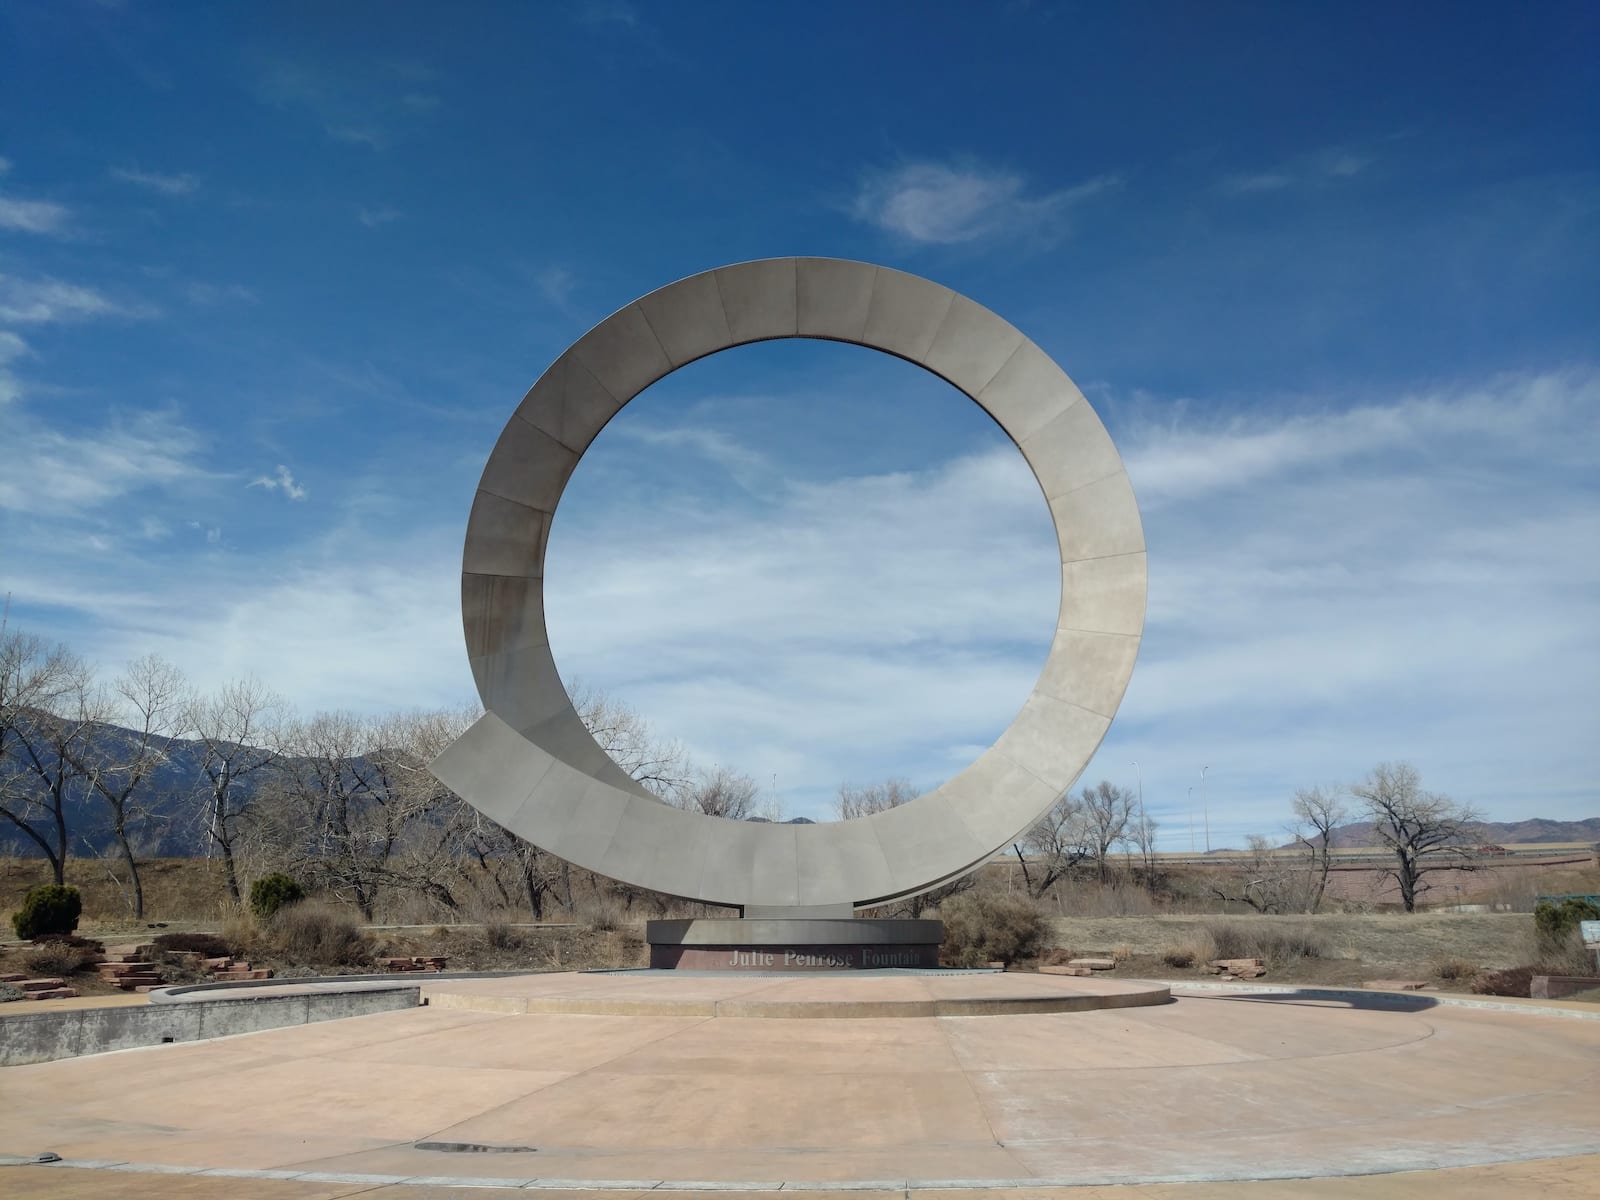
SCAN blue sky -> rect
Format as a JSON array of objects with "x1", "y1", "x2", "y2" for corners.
[{"x1": 1, "y1": 1, "x2": 1596, "y2": 840}]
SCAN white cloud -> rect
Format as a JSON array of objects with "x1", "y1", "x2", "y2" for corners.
[
  {"x1": 183, "y1": 280, "x2": 256, "y2": 306},
  {"x1": 534, "y1": 265, "x2": 575, "y2": 306},
  {"x1": 109, "y1": 166, "x2": 200, "y2": 196},
  {"x1": 0, "y1": 405, "x2": 209, "y2": 516},
  {"x1": 578, "y1": 0, "x2": 640, "y2": 29},
  {"x1": 0, "y1": 194, "x2": 71, "y2": 234},
  {"x1": 852, "y1": 161, "x2": 1120, "y2": 244},
  {"x1": 357, "y1": 205, "x2": 400, "y2": 228},
  {"x1": 0, "y1": 156, "x2": 11, "y2": 174},
  {"x1": 248, "y1": 464, "x2": 307, "y2": 500},
  {"x1": 2, "y1": 366, "x2": 1592, "y2": 835},
  {"x1": 0, "y1": 330, "x2": 27, "y2": 407},
  {"x1": 1219, "y1": 148, "x2": 1372, "y2": 195},
  {"x1": 328, "y1": 125, "x2": 385, "y2": 150},
  {"x1": 139, "y1": 516, "x2": 171, "y2": 540},
  {"x1": 0, "y1": 274, "x2": 150, "y2": 323}
]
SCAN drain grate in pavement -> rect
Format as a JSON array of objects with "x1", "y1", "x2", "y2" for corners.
[{"x1": 413, "y1": 1141, "x2": 536, "y2": 1154}]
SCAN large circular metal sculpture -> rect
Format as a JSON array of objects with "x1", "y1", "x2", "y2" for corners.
[{"x1": 430, "y1": 257, "x2": 1146, "y2": 915}]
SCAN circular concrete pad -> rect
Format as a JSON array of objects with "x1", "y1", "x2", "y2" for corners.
[
  {"x1": 418, "y1": 969, "x2": 1172, "y2": 1018},
  {"x1": 2, "y1": 978, "x2": 1597, "y2": 1189}
]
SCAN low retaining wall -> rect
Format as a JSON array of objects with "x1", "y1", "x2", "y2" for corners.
[{"x1": 0, "y1": 987, "x2": 420, "y2": 1066}]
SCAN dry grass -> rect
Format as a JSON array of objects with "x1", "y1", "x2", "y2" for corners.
[
  {"x1": 1159, "y1": 928, "x2": 1218, "y2": 968},
  {"x1": 22, "y1": 942, "x2": 98, "y2": 976},
  {"x1": 267, "y1": 902, "x2": 371, "y2": 968},
  {"x1": 1430, "y1": 954, "x2": 1480, "y2": 983}
]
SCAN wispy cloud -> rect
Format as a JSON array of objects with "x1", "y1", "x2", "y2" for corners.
[
  {"x1": 0, "y1": 193, "x2": 71, "y2": 235},
  {"x1": 109, "y1": 166, "x2": 200, "y2": 196},
  {"x1": 248, "y1": 463, "x2": 307, "y2": 500},
  {"x1": 0, "y1": 274, "x2": 151, "y2": 323},
  {"x1": 0, "y1": 330, "x2": 29, "y2": 406},
  {"x1": 183, "y1": 280, "x2": 256, "y2": 306},
  {"x1": 327, "y1": 125, "x2": 386, "y2": 150},
  {"x1": 852, "y1": 160, "x2": 1120, "y2": 244},
  {"x1": 533, "y1": 265, "x2": 575, "y2": 306},
  {"x1": 578, "y1": 0, "x2": 640, "y2": 29},
  {"x1": 357, "y1": 205, "x2": 401, "y2": 228},
  {"x1": 255, "y1": 56, "x2": 436, "y2": 150},
  {"x1": 1219, "y1": 148, "x2": 1372, "y2": 195},
  {"x1": 0, "y1": 404, "x2": 210, "y2": 516},
  {"x1": 0, "y1": 156, "x2": 11, "y2": 175}
]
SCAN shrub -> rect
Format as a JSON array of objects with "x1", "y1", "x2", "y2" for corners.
[
  {"x1": 1473, "y1": 965, "x2": 1535, "y2": 998},
  {"x1": 1202, "y1": 919, "x2": 1329, "y2": 968},
  {"x1": 1160, "y1": 928, "x2": 1218, "y2": 969},
  {"x1": 1534, "y1": 898, "x2": 1600, "y2": 943},
  {"x1": 482, "y1": 917, "x2": 521, "y2": 951},
  {"x1": 939, "y1": 891, "x2": 1047, "y2": 968},
  {"x1": 249, "y1": 873, "x2": 306, "y2": 920},
  {"x1": 267, "y1": 901, "x2": 370, "y2": 967},
  {"x1": 23, "y1": 942, "x2": 96, "y2": 976},
  {"x1": 11, "y1": 884, "x2": 82, "y2": 941},
  {"x1": 0, "y1": 981, "x2": 22, "y2": 1003},
  {"x1": 1430, "y1": 955, "x2": 1480, "y2": 983},
  {"x1": 153, "y1": 931, "x2": 232, "y2": 958}
]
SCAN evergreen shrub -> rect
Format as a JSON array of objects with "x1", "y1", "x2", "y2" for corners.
[
  {"x1": 11, "y1": 883, "x2": 82, "y2": 941},
  {"x1": 249, "y1": 873, "x2": 305, "y2": 920}
]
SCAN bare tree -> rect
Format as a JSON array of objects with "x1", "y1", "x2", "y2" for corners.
[
  {"x1": 835, "y1": 778, "x2": 918, "y2": 820},
  {"x1": 1079, "y1": 779, "x2": 1137, "y2": 883},
  {"x1": 1130, "y1": 807, "x2": 1160, "y2": 877},
  {"x1": 1289, "y1": 785, "x2": 1347, "y2": 914},
  {"x1": 187, "y1": 677, "x2": 287, "y2": 905},
  {"x1": 1351, "y1": 762, "x2": 1480, "y2": 912},
  {"x1": 572, "y1": 683, "x2": 690, "y2": 801},
  {"x1": 68, "y1": 655, "x2": 187, "y2": 918},
  {"x1": 1013, "y1": 791, "x2": 1090, "y2": 898},
  {"x1": 1208, "y1": 834, "x2": 1299, "y2": 913},
  {"x1": 0, "y1": 634, "x2": 99, "y2": 884},
  {"x1": 677, "y1": 764, "x2": 767, "y2": 820},
  {"x1": 836, "y1": 778, "x2": 967, "y2": 916}
]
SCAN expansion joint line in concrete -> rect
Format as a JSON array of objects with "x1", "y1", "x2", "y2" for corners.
[{"x1": 402, "y1": 1011, "x2": 718, "y2": 1154}]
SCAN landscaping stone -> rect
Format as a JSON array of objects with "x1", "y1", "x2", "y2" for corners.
[
  {"x1": 1531, "y1": 974, "x2": 1600, "y2": 1000},
  {"x1": 1039, "y1": 965, "x2": 1093, "y2": 977},
  {"x1": 1067, "y1": 958, "x2": 1116, "y2": 971},
  {"x1": 1364, "y1": 979, "x2": 1430, "y2": 991}
]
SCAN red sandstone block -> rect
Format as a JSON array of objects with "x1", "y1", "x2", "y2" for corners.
[
  {"x1": 19, "y1": 977, "x2": 65, "y2": 991},
  {"x1": 25, "y1": 987, "x2": 77, "y2": 1000},
  {"x1": 1067, "y1": 958, "x2": 1116, "y2": 971},
  {"x1": 0, "y1": 972, "x2": 25, "y2": 983},
  {"x1": 1365, "y1": 979, "x2": 1429, "y2": 991},
  {"x1": 203, "y1": 957, "x2": 233, "y2": 970},
  {"x1": 1209, "y1": 958, "x2": 1265, "y2": 971},
  {"x1": 1039, "y1": 965, "x2": 1093, "y2": 976},
  {"x1": 1531, "y1": 975, "x2": 1600, "y2": 1000}
]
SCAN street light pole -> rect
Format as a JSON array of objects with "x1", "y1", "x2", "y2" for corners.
[{"x1": 1201, "y1": 765, "x2": 1210, "y2": 854}]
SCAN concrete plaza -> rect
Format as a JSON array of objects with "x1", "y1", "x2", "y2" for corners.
[{"x1": 1, "y1": 973, "x2": 1597, "y2": 1196}]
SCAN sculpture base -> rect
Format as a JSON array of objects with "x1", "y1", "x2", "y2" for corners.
[{"x1": 645, "y1": 917, "x2": 943, "y2": 970}]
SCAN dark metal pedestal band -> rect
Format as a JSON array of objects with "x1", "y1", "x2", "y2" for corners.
[{"x1": 646, "y1": 918, "x2": 944, "y2": 971}]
